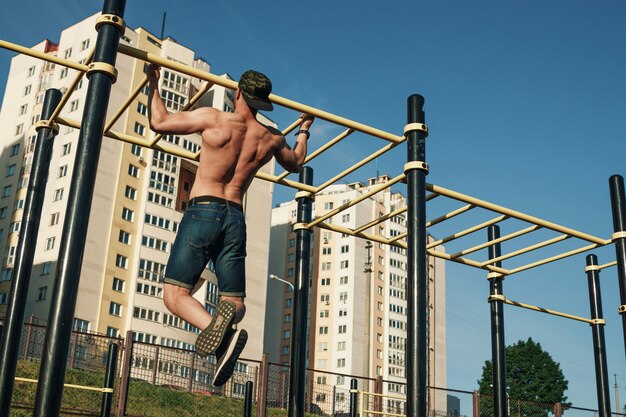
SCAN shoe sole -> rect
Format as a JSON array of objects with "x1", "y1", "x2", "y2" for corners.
[
  {"x1": 212, "y1": 329, "x2": 248, "y2": 387},
  {"x1": 195, "y1": 301, "x2": 236, "y2": 357}
]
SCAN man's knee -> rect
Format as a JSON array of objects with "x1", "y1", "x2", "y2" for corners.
[
  {"x1": 163, "y1": 284, "x2": 190, "y2": 314},
  {"x1": 221, "y1": 296, "x2": 246, "y2": 323}
]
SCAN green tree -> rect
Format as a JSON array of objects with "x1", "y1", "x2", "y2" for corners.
[{"x1": 477, "y1": 338, "x2": 570, "y2": 417}]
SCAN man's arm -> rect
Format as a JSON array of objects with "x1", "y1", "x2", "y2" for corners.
[
  {"x1": 147, "y1": 64, "x2": 214, "y2": 135},
  {"x1": 275, "y1": 114, "x2": 314, "y2": 173}
]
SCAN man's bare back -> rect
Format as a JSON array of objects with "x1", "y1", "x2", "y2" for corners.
[{"x1": 147, "y1": 64, "x2": 313, "y2": 204}]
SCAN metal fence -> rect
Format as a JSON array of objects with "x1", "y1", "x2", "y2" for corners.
[{"x1": 5, "y1": 320, "x2": 622, "y2": 417}]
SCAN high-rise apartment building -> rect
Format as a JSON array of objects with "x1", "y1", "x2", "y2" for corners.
[
  {"x1": 265, "y1": 175, "x2": 446, "y2": 411},
  {"x1": 0, "y1": 12, "x2": 274, "y2": 361}
]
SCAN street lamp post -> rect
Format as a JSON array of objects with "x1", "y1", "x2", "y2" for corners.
[{"x1": 270, "y1": 274, "x2": 295, "y2": 291}]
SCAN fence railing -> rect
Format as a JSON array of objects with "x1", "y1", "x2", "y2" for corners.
[{"x1": 4, "y1": 320, "x2": 621, "y2": 417}]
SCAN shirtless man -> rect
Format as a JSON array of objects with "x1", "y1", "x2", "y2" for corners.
[{"x1": 147, "y1": 64, "x2": 313, "y2": 386}]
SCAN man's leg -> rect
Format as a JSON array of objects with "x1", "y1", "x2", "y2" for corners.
[
  {"x1": 163, "y1": 283, "x2": 213, "y2": 330},
  {"x1": 220, "y1": 295, "x2": 246, "y2": 324}
]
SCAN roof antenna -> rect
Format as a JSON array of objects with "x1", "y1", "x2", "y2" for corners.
[{"x1": 160, "y1": 12, "x2": 167, "y2": 39}]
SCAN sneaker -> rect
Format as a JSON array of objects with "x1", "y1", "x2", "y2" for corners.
[
  {"x1": 195, "y1": 300, "x2": 236, "y2": 357},
  {"x1": 212, "y1": 328, "x2": 248, "y2": 387}
]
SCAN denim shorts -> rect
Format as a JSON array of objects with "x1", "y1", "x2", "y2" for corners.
[{"x1": 164, "y1": 197, "x2": 247, "y2": 297}]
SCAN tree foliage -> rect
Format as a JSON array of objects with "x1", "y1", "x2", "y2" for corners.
[{"x1": 477, "y1": 338, "x2": 569, "y2": 417}]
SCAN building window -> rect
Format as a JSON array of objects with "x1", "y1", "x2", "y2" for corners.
[
  {"x1": 45, "y1": 237, "x2": 55, "y2": 250},
  {"x1": 340, "y1": 260, "x2": 349, "y2": 269},
  {"x1": 63, "y1": 48, "x2": 72, "y2": 59},
  {"x1": 5, "y1": 164, "x2": 16, "y2": 177},
  {"x1": 137, "y1": 102, "x2": 147, "y2": 116},
  {"x1": 59, "y1": 67, "x2": 69, "y2": 79},
  {"x1": 338, "y1": 341, "x2": 346, "y2": 351},
  {"x1": 283, "y1": 330, "x2": 290, "y2": 339},
  {"x1": 19, "y1": 104, "x2": 28, "y2": 115},
  {"x1": 116, "y1": 254, "x2": 128, "y2": 269},
  {"x1": 80, "y1": 39, "x2": 90, "y2": 51},
  {"x1": 0, "y1": 293, "x2": 7, "y2": 305},
  {"x1": 15, "y1": 124, "x2": 24, "y2": 135},
  {"x1": 284, "y1": 314, "x2": 291, "y2": 323},
  {"x1": 338, "y1": 324, "x2": 347, "y2": 334},
  {"x1": 285, "y1": 298, "x2": 292, "y2": 308},
  {"x1": 321, "y1": 278, "x2": 330, "y2": 286},
  {"x1": 342, "y1": 214, "x2": 350, "y2": 222},
  {"x1": 337, "y1": 358, "x2": 346, "y2": 367},
  {"x1": 50, "y1": 212, "x2": 60, "y2": 226},
  {"x1": 121, "y1": 207, "x2": 134, "y2": 222},
  {"x1": 37, "y1": 286, "x2": 47, "y2": 301},
  {"x1": 41, "y1": 262, "x2": 52, "y2": 275},
  {"x1": 319, "y1": 310, "x2": 329, "y2": 318},
  {"x1": 320, "y1": 294, "x2": 330, "y2": 303},
  {"x1": 319, "y1": 326, "x2": 328, "y2": 335},
  {"x1": 0, "y1": 267, "x2": 11, "y2": 281},
  {"x1": 339, "y1": 292, "x2": 348, "y2": 303},
  {"x1": 112, "y1": 277, "x2": 124, "y2": 292},
  {"x1": 52, "y1": 188, "x2": 64, "y2": 201},
  {"x1": 324, "y1": 202, "x2": 333, "y2": 210},
  {"x1": 73, "y1": 318, "x2": 89, "y2": 332},
  {"x1": 134, "y1": 122, "x2": 145, "y2": 136},
  {"x1": 322, "y1": 247, "x2": 332, "y2": 255},
  {"x1": 282, "y1": 346, "x2": 289, "y2": 355},
  {"x1": 288, "y1": 238, "x2": 295, "y2": 248},
  {"x1": 341, "y1": 245, "x2": 349, "y2": 253},
  {"x1": 119, "y1": 230, "x2": 131, "y2": 244},
  {"x1": 106, "y1": 327, "x2": 119, "y2": 338},
  {"x1": 128, "y1": 164, "x2": 139, "y2": 178},
  {"x1": 69, "y1": 99, "x2": 79, "y2": 111},
  {"x1": 2, "y1": 185, "x2": 12, "y2": 198},
  {"x1": 23, "y1": 85, "x2": 32, "y2": 96},
  {"x1": 125, "y1": 186, "x2": 136, "y2": 200},
  {"x1": 340, "y1": 276, "x2": 348, "y2": 284},
  {"x1": 62, "y1": 143, "x2": 71, "y2": 155},
  {"x1": 0, "y1": 207, "x2": 7, "y2": 219},
  {"x1": 109, "y1": 302, "x2": 122, "y2": 316},
  {"x1": 27, "y1": 66, "x2": 36, "y2": 77},
  {"x1": 131, "y1": 144, "x2": 142, "y2": 156},
  {"x1": 321, "y1": 262, "x2": 331, "y2": 271},
  {"x1": 58, "y1": 165, "x2": 68, "y2": 178}
]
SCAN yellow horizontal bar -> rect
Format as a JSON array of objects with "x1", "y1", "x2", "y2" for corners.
[
  {"x1": 427, "y1": 215, "x2": 509, "y2": 249},
  {"x1": 503, "y1": 298, "x2": 594, "y2": 324},
  {"x1": 511, "y1": 244, "x2": 602, "y2": 275},
  {"x1": 104, "y1": 75, "x2": 148, "y2": 133},
  {"x1": 117, "y1": 44, "x2": 403, "y2": 143},
  {"x1": 315, "y1": 140, "x2": 403, "y2": 193},
  {"x1": 599, "y1": 261, "x2": 617, "y2": 270},
  {"x1": 427, "y1": 183, "x2": 610, "y2": 246},
  {"x1": 481, "y1": 234, "x2": 571, "y2": 267},
  {"x1": 315, "y1": 222, "x2": 392, "y2": 248},
  {"x1": 451, "y1": 224, "x2": 539, "y2": 259},
  {"x1": 15, "y1": 377, "x2": 113, "y2": 393},
  {"x1": 309, "y1": 173, "x2": 405, "y2": 228},
  {"x1": 427, "y1": 204, "x2": 475, "y2": 228},
  {"x1": 354, "y1": 206, "x2": 407, "y2": 235},
  {"x1": 49, "y1": 49, "x2": 95, "y2": 124},
  {"x1": 361, "y1": 391, "x2": 407, "y2": 401},
  {"x1": 508, "y1": 243, "x2": 602, "y2": 275},
  {"x1": 429, "y1": 249, "x2": 511, "y2": 276},
  {"x1": 0, "y1": 40, "x2": 90, "y2": 73},
  {"x1": 255, "y1": 171, "x2": 317, "y2": 193}
]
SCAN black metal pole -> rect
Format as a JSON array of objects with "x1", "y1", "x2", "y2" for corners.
[
  {"x1": 33, "y1": 2, "x2": 126, "y2": 416},
  {"x1": 487, "y1": 225, "x2": 507, "y2": 417},
  {"x1": 406, "y1": 94, "x2": 428, "y2": 417},
  {"x1": 244, "y1": 380, "x2": 254, "y2": 417},
  {"x1": 586, "y1": 254, "x2": 612, "y2": 417},
  {"x1": 287, "y1": 167, "x2": 313, "y2": 417},
  {"x1": 349, "y1": 378, "x2": 358, "y2": 417},
  {"x1": 0, "y1": 88, "x2": 62, "y2": 417},
  {"x1": 100, "y1": 343, "x2": 119, "y2": 417},
  {"x1": 609, "y1": 175, "x2": 626, "y2": 360}
]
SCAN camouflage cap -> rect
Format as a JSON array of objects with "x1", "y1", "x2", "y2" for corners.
[{"x1": 239, "y1": 70, "x2": 273, "y2": 111}]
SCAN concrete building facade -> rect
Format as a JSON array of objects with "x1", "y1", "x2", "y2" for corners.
[
  {"x1": 265, "y1": 175, "x2": 446, "y2": 412},
  {"x1": 0, "y1": 13, "x2": 274, "y2": 362}
]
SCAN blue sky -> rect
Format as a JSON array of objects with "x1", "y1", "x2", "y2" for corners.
[{"x1": 2, "y1": 0, "x2": 626, "y2": 409}]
